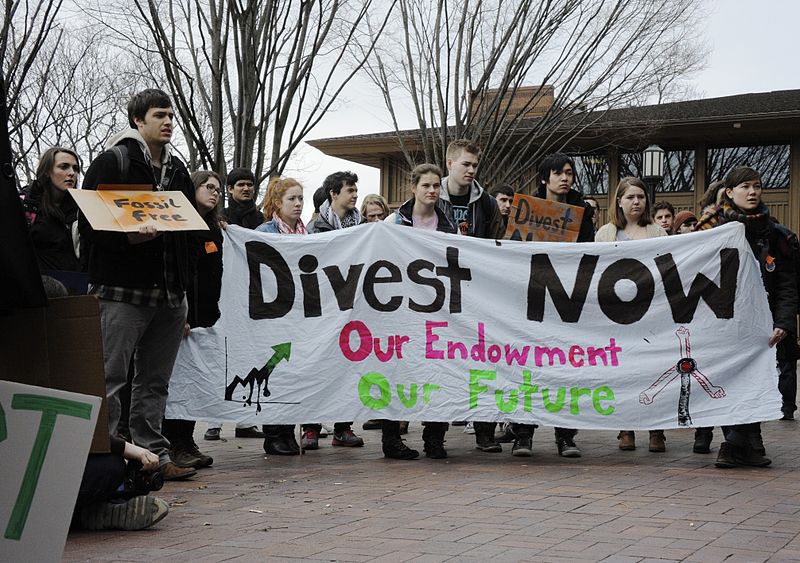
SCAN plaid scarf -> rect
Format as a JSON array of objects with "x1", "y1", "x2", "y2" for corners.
[
  {"x1": 319, "y1": 199, "x2": 362, "y2": 230},
  {"x1": 272, "y1": 212, "x2": 307, "y2": 235},
  {"x1": 695, "y1": 198, "x2": 771, "y2": 237}
]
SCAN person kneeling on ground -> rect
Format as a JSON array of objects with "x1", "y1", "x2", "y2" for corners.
[{"x1": 74, "y1": 436, "x2": 169, "y2": 531}]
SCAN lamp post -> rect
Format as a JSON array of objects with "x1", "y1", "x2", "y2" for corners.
[{"x1": 642, "y1": 144, "x2": 665, "y2": 204}]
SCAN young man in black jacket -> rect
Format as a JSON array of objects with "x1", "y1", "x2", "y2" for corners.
[
  {"x1": 223, "y1": 168, "x2": 262, "y2": 229},
  {"x1": 79, "y1": 89, "x2": 197, "y2": 481},
  {"x1": 512, "y1": 152, "x2": 595, "y2": 459}
]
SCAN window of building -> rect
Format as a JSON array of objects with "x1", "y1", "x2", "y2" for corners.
[
  {"x1": 705, "y1": 145, "x2": 790, "y2": 189},
  {"x1": 572, "y1": 153, "x2": 609, "y2": 195},
  {"x1": 619, "y1": 149, "x2": 695, "y2": 192}
]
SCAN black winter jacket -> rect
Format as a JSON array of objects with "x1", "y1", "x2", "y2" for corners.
[
  {"x1": 223, "y1": 199, "x2": 262, "y2": 230},
  {"x1": 187, "y1": 226, "x2": 223, "y2": 328},
  {"x1": 78, "y1": 137, "x2": 196, "y2": 291},
  {"x1": 21, "y1": 184, "x2": 82, "y2": 272},
  {"x1": 534, "y1": 185, "x2": 595, "y2": 243}
]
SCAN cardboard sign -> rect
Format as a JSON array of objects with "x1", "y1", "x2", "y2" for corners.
[
  {"x1": 503, "y1": 193, "x2": 585, "y2": 242},
  {"x1": 0, "y1": 380, "x2": 101, "y2": 562},
  {"x1": 0, "y1": 296, "x2": 110, "y2": 453},
  {"x1": 69, "y1": 188, "x2": 208, "y2": 232},
  {"x1": 167, "y1": 222, "x2": 781, "y2": 429}
]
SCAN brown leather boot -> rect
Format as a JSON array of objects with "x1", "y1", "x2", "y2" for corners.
[
  {"x1": 617, "y1": 431, "x2": 635, "y2": 451},
  {"x1": 649, "y1": 430, "x2": 666, "y2": 452}
]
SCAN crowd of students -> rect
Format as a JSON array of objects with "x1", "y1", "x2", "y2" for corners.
[{"x1": 20, "y1": 88, "x2": 798, "y2": 531}]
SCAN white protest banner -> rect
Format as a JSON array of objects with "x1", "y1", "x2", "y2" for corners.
[
  {"x1": 166, "y1": 222, "x2": 781, "y2": 430},
  {"x1": 0, "y1": 380, "x2": 101, "y2": 563}
]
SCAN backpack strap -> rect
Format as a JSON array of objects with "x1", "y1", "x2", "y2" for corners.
[{"x1": 110, "y1": 145, "x2": 130, "y2": 179}]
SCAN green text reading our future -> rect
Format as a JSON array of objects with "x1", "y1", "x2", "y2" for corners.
[{"x1": 347, "y1": 320, "x2": 618, "y2": 417}]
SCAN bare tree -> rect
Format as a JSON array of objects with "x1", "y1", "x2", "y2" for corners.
[
  {"x1": 93, "y1": 0, "x2": 396, "y2": 196},
  {"x1": 361, "y1": 0, "x2": 709, "y2": 192}
]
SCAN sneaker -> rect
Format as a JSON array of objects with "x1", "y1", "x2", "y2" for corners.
[
  {"x1": 495, "y1": 424, "x2": 516, "y2": 443},
  {"x1": 161, "y1": 461, "x2": 197, "y2": 481},
  {"x1": 649, "y1": 430, "x2": 666, "y2": 453},
  {"x1": 463, "y1": 421, "x2": 475, "y2": 434},
  {"x1": 383, "y1": 437, "x2": 419, "y2": 460},
  {"x1": 423, "y1": 438, "x2": 447, "y2": 459},
  {"x1": 203, "y1": 427, "x2": 221, "y2": 441},
  {"x1": 362, "y1": 419, "x2": 382, "y2": 430},
  {"x1": 235, "y1": 426, "x2": 265, "y2": 438},
  {"x1": 331, "y1": 429, "x2": 364, "y2": 447},
  {"x1": 319, "y1": 424, "x2": 332, "y2": 437},
  {"x1": 301, "y1": 430, "x2": 319, "y2": 450},
  {"x1": 171, "y1": 443, "x2": 213, "y2": 469},
  {"x1": 511, "y1": 434, "x2": 533, "y2": 457},
  {"x1": 617, "y1": 431, "x2": 635, "y2": 451},
  {"x1": 80, "y1": 495, "x2": 169, "y2": 531},
  {"x1": 556, "y1": 436, "x2": 582, "y2": 457}
]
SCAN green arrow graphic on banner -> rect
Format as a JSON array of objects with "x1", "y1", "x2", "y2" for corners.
[{"x1": 224, "y1": 342, "x2": 292, "y2": 412}]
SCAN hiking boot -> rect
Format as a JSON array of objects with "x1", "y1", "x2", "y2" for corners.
[
  {"x1": 475, "y1": 424, "x2": 502, "y2": 453},
  {"x1": 79, "y1": 495, "x2": 169, "y2": 531},
  {"x1": 715, "y1": 442, "x2": 739, "y2": 468},
  {"x1": 556, "y1": 436, "x2": 582, "y2": 457},
  {"x1": 423, "y1": 437, "x2": 447, "y2": 459},
  {"x1": 203, "y1": 427, "x2": 221, "y2": 441},
  {"x1": 511, "y1": 433, "x2": 533, "y2": 457},
  {"x1": 362, "y1": 419, "x2": 382, "y2": 430},
  {"x1": 382, "y1": 437, "x2": 419, "y2": 460},
  {"x1": 693, "y1": 428, "x2": 713, "y2": 454},
  {"x1": 617, "y1": 431, "x2": 635, "y2": 451},
  {"x1": 649, "y1": 430, "x2": 666, "y2": 452},
  {"x1": 331, "y1": 429, "x2": 364, "y2": 447},
  {"x1": 738, "y1": 444, "x2": 771, "y2": 467},
  {"x1": 748, "y1": 433, "x2": 766, "y2": 457},
  {"x1": 301, "y1": 430, "x2": 319, "y2": 451},
  {"x1": 263, "y1": 437, "x2": 299, "y2": 456},
  {"x1": 235, "y1": 426, "x2": 265, "y2": 438},
  {"x1": 171, "y1": 442, "x2": 213, "y2": 469},
  {"x1": 161, "y1": 461, "x2": 197, "y2": 481}
]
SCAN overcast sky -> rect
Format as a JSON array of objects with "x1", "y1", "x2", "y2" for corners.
[{"x1": 288, "y1": 0, "x2": 800, "y2": 220}]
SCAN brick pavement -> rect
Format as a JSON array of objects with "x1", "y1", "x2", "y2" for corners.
[{"x1": 64, "y1": 420, "x2": 800, "y2": 562}]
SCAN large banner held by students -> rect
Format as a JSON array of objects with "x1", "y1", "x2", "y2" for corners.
[{"x1": 166, "y1": 222, "x2": 781, "y2": 429}]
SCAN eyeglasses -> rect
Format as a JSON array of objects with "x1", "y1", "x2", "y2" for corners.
[{"x1": 199, "y1": 183, "x2": 221, "y2": 195}]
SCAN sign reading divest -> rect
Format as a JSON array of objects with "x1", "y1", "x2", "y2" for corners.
[
  {"x1": 504, "y1": 193, "x2": 585, "y2": 242},
  {"x1": 0, "y1": 380, "x2": 101, "y2": 563},
  {"x1": 69, "y1": 188, "x2": 208, "y2": 232},
  {"x1": 166, "y1": 222, "x2": 781, "y2": 430}
]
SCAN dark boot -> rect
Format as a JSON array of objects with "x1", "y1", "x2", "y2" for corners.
[
  {"x1": 474, "y1": 422, "x2": 502, "y2": 452},
  {"x1": 280, "y1": 425, "x2": 300, "y2": 454},
  {"x1": 715, "y1": 441, "x2": 738, "y2": 468},
  {"x1": 382, "y1": 420, "x2": 418, "y2": 460},
  {"x1": 649, "y1": 430, "x2": 666, "y2": 452},
  {"x1": 693, "y1": 427, "x2": 713, "y2": 453},
  {"x1": 618, "y1": 431, "x2": 635, "y2": 451},
  {"x1": 422, "y1": 422, "x2": 448, "y2": 459},
  {"x1": 263, "y1": 425, "x2": 298, "y2": 456}
]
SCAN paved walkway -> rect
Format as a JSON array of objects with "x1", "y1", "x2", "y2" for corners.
[{"x1": 65, "y1": 420, "x2": 800, "y2": 562}]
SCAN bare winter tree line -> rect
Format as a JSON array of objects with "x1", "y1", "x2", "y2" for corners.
[{"x1": 4, "y1": 0, "x2": 707, "y2": 192}]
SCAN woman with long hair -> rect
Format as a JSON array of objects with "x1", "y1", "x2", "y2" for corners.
[
  {"x1": 381, "y1": 163, "x2": 456, "y2": 460},
  {"x1": 162, "y1": 170, "x2": 224, "y2": 470},
  {"x1": 360, "y1": 193, "x2": 391, "y2": 223},
  {"x1": 694, "y1": 166, "x2": 797, "y2": 467},
  {"x1": 596, "y1": 177, "x2": 668, "y2": 452},
  {"x1": 21, "y1": 147, "x2": 82, "y2": 272},
  {"x1": 254, "y1": 177, "x2": 306, "y2": 455}
]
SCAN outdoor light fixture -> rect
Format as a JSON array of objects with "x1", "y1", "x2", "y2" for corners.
[{"x1": 642, "y1": 144, "x2": 665, "y2": 202}]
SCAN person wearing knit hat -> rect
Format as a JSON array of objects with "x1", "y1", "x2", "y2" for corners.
[
  {"x1": 222, "y1": 167, "x2": 261, "y2": 229},
  {"x1": 673, "y1": 210, "x2": 698, "y2": 234}
]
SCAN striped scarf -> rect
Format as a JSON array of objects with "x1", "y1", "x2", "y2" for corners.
[{"x1": 272, "y1": 212, "x2": 307, "y2": 235}]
